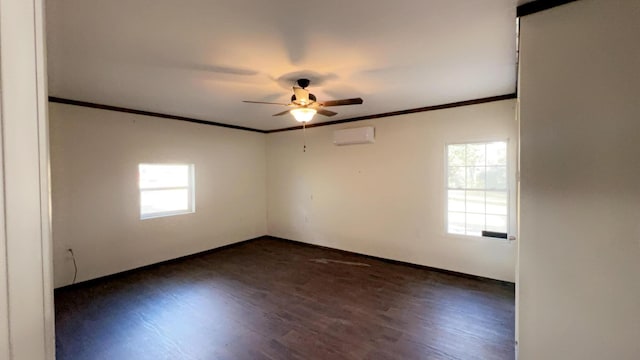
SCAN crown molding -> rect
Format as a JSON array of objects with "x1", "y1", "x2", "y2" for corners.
[{"x1": 517, "y1": 0, "x2": 579, "y2": 17}]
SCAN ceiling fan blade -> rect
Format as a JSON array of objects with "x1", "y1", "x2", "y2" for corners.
[
  {"x1": 293, "y1": 87, "x2": 310, "y2": 105},
  {"x1": 243, "y1": 100, "x2": 290, "y2": 105},
  {"x1": 320, "y1": 98, "x2": 363, "y2": 107},
  {"x1": 317, "y1": 109, "x2": 338, "y2": 117},
  {"x1": 272, "y1": 109, "x2": 292, "y2": 116}
]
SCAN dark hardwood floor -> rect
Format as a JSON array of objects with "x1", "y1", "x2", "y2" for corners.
[{"x1": 55, "y1": 237, "x2": 515, "y2": 360}]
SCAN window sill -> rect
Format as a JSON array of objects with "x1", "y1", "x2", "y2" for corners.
[
  {"x1": 446, "y1": 232, "x2": 514, "y2": 241},
  {"x1": 140, "y1": 210, "x2": 194, "y2": 220}
]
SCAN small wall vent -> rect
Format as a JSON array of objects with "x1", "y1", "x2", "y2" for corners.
[{"x1": 333, "y1": 126, "x2": 375, "y2": 146}]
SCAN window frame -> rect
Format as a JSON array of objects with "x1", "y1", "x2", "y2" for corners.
[
  {"x1": 138, "y1": 163, "x2": 196, "y2": 220},
  {"x1": 444, "y1": 139, "x2": 512, "y2": 239}
]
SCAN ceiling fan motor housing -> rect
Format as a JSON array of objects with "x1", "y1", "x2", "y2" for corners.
[{"x1": 291, "y1": 93, "x2": 317, "y2": 103}]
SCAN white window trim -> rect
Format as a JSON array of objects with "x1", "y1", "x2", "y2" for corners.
[
  {"x1": 139, "y1": 163, "x2": 196, "y2": 220},
  {"x1": 444, "y1": 139, "x2": 514, "y2": 239}
]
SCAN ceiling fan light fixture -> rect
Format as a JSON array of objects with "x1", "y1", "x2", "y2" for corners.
[{"x1": 290, "y1": 108, "x2": 316, "y2": 123}]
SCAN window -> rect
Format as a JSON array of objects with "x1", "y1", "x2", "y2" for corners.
[
  {"x1": 446, "y1": 141, "x2": 508, "y2": 237},
  {"x1": 139, "y1": 164, "x2": 195, "y2": 219}
]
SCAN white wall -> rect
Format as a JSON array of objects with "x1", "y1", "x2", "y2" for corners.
[
  {"x1": 267, "y1": 99, "x2": 518, "y2": 282},
  {"x1": 50, "y1": 103, "x2": 267, "y2": 287},
  {"x1": 518, "y1": 1, "x2": 640, "y2": 359}
]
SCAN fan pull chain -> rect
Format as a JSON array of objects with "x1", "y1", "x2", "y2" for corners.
[{"x1": 302, "y1": 122, "x2": 307, "y2": 152}]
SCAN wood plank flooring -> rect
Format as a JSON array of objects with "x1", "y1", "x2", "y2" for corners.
[{"x1": 55, "y1": 237, "x2": 515, "y2": 360}]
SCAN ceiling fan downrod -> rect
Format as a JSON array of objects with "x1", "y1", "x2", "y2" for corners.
[{"x1": 296, "y1": 78, "x2": 310, "y2": 89}]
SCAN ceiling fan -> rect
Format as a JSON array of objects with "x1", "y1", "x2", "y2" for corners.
[{"x1": 243, "y1": 78, "x2": 363, "y2": 123}]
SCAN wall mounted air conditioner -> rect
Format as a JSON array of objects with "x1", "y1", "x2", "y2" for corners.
[{"x1": 333, "y1": 126, "x2": 375, "y2": 146}]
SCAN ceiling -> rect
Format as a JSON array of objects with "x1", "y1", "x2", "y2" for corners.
[{"x1": 46, "y1": 0, "x2": 531, "y2": 131}]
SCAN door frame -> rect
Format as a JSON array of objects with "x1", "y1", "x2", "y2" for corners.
[{"x1": 0, "y1": 0, "x2": 55, "y2": 358}]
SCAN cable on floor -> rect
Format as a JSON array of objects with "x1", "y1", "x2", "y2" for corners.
[{"x1": 68, "y1": 248, "x2": 78, "y2": 284}]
